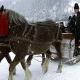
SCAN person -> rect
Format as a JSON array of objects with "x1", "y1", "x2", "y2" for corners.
[
  {"x1": 0, "y1": 5, "x2": 9, "y2": 43},
  {"x1": 57, "y1": 22, "x2": 65, "y2": 40},
  {"x1": 59, "y1": 22, "x2": 65, "y2": 33},
  {"x1": 68, "y1": 3, "x2": 80, "y2": 56}
]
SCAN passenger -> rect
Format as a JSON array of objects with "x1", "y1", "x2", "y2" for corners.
[
  {"x1": 59, "y1": 22, "x2": 65, "y2": 33},
  {"x1": 67, "y1": 3, "x2": 80, "y2": 56}
]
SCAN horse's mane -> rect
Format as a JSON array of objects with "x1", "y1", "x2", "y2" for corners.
[
  {"x1": 6, "y1": 9, "x2": 27, "y2": 26},
  {"x1": 5, "y1": 9, "x2": 29, "y2": 37}
]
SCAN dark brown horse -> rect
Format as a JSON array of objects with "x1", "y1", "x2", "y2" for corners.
[
  {"x1": 9, "y1": 20, "x2": 62, "y2": 80},
  {"x1": 0, "y1": 9, "x2": 29, "y2": 77},
  {"x1": 0, "y1": 9, "x2": 62, "y2": 80}
]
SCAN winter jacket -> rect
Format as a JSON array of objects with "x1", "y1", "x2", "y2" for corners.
[{"x1": 68, "y1": 12, "x2": 80, "y2": 39}]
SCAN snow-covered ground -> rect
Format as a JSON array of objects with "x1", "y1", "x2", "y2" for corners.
[
  {"x1": 0, "y1": 50, "x2": 80, "y2": 80},
  {"x1": 0, "y1": 39, "x2": 79, "y2": 80}
]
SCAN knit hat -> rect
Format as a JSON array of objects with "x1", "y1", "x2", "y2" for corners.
[{"x1": 74, "y1": 3, "x2": 79, "y2": 9}]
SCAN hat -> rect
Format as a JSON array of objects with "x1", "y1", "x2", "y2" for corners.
[{"x1": 74, "y1": 3, "x2": 79, "y2": 9}]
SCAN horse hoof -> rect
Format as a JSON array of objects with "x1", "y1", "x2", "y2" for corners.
[
  {"x1": 56, "y1": 65, "x2": 62, "y2": 73},
  {"x1": 27, "y1": 63, "x2": 31, "y2": 67},
  {"x1": 56, "y1": 69, "x2": 62, "y2": 73}
]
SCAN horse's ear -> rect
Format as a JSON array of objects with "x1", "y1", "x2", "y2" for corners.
[{"x1": 0, "y1": 5, "x2": 4, "y2": 11}]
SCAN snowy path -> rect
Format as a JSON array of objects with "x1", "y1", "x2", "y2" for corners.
[
  {"x1": 0, "y1": 52, "x2": 80, "y2": 80},
  {"x1": 0, "y1": 39, "x2": 79, "y2": 80}
]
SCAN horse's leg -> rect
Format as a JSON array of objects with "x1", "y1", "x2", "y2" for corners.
[
  {"x1": 27, "y1": 53, "x2": 45, "y2": 66},
  {"x1": 42, "y1": 49, "x2": 51, "y2": 73},
  {"x1": 0, "y1": 52, "x2": 17, "y2": 76},
  {"x1": 41, "y1": 53, "x2": 45, "y2": 65},
  {"x1": 5, "y1": 52, "x2": 16, "y2": 75},
  {"x1": 5, "y1": 53, "x2": 12, "y2": 63},
  {"x1": 0, "y1": 53, "x2": 5, "y2": 62},
  {"x1": 53, "y1": 41, "x2": 62, "y2": 73},
  {"x1": 8, "y1": 55, "x2": 20, "y2": 80},
  {"x1": 6, "y1": 54, "x2": 16, "y2": 75},
  {"x1": 26, "y1": 54, "x2": 33, "y2": 66},
  {"x1": 21, "y1": 58, "x2": 32, "y2": 80}
]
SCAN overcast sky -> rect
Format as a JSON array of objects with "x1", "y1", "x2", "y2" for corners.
[{"x1": 0, "y1": 0, "x2": 80, "y2": 21}]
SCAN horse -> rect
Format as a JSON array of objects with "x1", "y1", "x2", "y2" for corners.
[
  {"x1": 0, "y1": 9, "x2": 62, "y2": 80},
  {"x1": 0, "y1": 8, "x2": 29, "y2": 76},
  {"x1": 0, "y1": 8, "x2": 31, "y2": 76}
]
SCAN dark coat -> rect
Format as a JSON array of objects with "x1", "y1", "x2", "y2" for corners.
[{"x1": 68, "y1": 12, "x2": 80, "y2": 39}]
